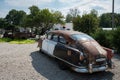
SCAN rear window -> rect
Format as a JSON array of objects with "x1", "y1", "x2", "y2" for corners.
[
  {"x1": 59, "y1": 36, "x2": 66, "y2": 44},
  {"x1": 70, "y1": 34, "x2": 94, "y2": 41},
  {"x1": 51, "y1": 34, "x2": 58, "y2": 42}
]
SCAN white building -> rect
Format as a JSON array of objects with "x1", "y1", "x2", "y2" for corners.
[
  {"x1": 102, "y1": 28, "x2": 116, "y2": 30},
  {"x1": 18, "y1": 27, "x2": 31, "y2": 32},
  {"x1": 53, "y1": 23, "x2": 73, "y2": 31}
]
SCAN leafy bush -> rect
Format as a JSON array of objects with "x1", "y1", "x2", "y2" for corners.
[
  {"x1": 0, "y1": 38, "x2": 12, "y2": 42},
  {"x1": 112, "y1": 28, "x2": 120, "y2": 52},
  {"x1": 9, "y1": 39, "x2": 36, "y2": 44},
  {"x1": 0, "y1": 38, "x2": 36, "y2": 44},
  {"x1": 90, "y1": 29, "x2": 113, "y2": 48}
]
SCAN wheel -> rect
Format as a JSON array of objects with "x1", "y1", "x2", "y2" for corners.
[
  {"x1": 57, "y1": 60, "x2": 68, "y2": 70},
  {"x1": 39, "y1": 48, "x2": 43, "y2": 54},
  {"x1": 107, "y1": 59, "x2": 114, "y2": 68},
  {"x1": 39, "y1": 48, "x2": 42, "y2": 52}
]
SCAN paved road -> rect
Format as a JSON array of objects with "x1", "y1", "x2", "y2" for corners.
[{"x1": 0, "y1": 43, "x2": 120, "y2": 80}]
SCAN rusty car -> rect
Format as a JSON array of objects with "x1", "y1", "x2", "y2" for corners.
[{"x1": 38, "y1": 30, "x2": 114, "y2": 73}]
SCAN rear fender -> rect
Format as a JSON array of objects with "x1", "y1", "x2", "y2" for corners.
[
  {"x1": 65, "y1": 46, "x2": 85, "y2": 61},
  {"x1": 103, "y1": 47, "x2": 114, "y2": 59}
]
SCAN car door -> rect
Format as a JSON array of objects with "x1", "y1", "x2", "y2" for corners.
[
  {"x1": 54, "y1": 35, "x2": 80, "y2": 65},
  {"x1": 54, "y1": 36, "x2": 68, "y2": 60},
  {"x1": 47, "y1": 34, "x2": 58, "y2": 56},
  {"x1": 42, "y1": 33, "x2": 58, "y2": 56}
]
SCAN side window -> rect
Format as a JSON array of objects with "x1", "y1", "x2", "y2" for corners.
[
  {"x1": 59, "y1": 36, "x2": 67, "y2": 44},
  {"x1": 51, "y1": 34, "x2": 58, "y2": 42},
  {"x1": 47, "y1": 33, "x2": 52, "y2": 40}
]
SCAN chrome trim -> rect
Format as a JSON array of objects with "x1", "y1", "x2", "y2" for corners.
[
  {"x1": 41, "y1": 49, "x2": 108, "y2": 73},
  {"x1": 96, "y1": 58, "x2": 106, "y2": 62},
  {"x1": 49, "y1": 54, "x2": 107, "y2": 73},
  {"x1": 89, "y1": 64, "x2": 93, "y2": 73},
  {"x1": 54, "y1": 55, "x2": 85, "y2": 68},
  {"x1": 112, "y1": 50, "x2": 114, "y2": 54},
  {"x1": 41, "y1": 48, "x2": 85, "y2": 68},
  {"x1": 72, "y1": 66, "x2": 107, "y2": 73}
]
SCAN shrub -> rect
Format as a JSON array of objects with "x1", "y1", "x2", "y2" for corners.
[
  {"x1": 90, "y1": 29, "x2": 113, "y2": 48},
  {"x1": 0, "y1": 38, "x2": 36, "y2": 44},
  {"x1": 0, "y1": 38, "x2": 12, "y2": 42},
  {"x1": 112, "y1": 28, "x2": 120, "y2": 52},
  {"x1": 9, "y1": 39, "x2": 36, "y2": 44}
]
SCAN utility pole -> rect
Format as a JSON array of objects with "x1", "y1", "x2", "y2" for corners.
[{"x1": 112, "y1": 0, "x2": 115, "y2": 30}]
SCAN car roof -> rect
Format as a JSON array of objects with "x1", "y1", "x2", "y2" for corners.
[
  {"x1": 50, "y1": 30, "x2": 83, "y2": 35},
  {"x1": 49, "y1": 30, "x2": 84, "y2": 42}
]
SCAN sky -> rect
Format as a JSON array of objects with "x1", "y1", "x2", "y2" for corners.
[{"x1": 0, "y1": 0, "x2": 120, "y2": 18}]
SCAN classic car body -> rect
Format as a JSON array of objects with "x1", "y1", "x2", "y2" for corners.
[{"x1": 38, "y1": 30, "x2": 114, "y2": 73}]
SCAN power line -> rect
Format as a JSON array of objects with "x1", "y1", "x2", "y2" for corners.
[
  {"x1": 75, "y1": 0, "x2": 96, "y2": 8},
  {"x1": 61, "y1": 0, "x2": 96, "y2": 11}
]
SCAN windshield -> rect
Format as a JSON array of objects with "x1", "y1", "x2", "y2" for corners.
[{"x1": 70, "y1": 34, "x2": 94, "y2": 41}]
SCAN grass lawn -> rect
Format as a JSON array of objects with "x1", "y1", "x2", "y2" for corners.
[{"x1": 0, "y1": 38, "x2": 36, "y2": 44}]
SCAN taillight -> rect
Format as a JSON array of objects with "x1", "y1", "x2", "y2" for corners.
[{"x1": 79, "y1": 51, "x2": 84, "y2": 61}]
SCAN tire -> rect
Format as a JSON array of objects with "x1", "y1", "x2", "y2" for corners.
[
  {"x1": 57, "y1": 60, "x2": 68, "y2": 70},
  {"x1": 39, "y1": 48, "x2": 43, "y2": 53},
  {"x1": 107, "y1": 59, "x2": 112, "y2": 68}
]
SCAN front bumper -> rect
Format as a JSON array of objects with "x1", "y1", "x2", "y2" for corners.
[{"x1": 72, "y1": 66, "x2": 108, "y2": 73}]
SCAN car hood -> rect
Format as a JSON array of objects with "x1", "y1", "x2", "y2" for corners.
[{"x1": 78, "y1": 40, "x2": 107, "y2": 57}]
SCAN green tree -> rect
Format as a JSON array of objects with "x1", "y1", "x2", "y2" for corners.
[
  {"x1": 80, "y1": 14, "x2": 98, "y2": 34},
  {"x1": 72, "y1": 15, "x2": 81, "y2": 31},
  {"x1": 0, "y1": 18, "x2": 6, "y2": 28},
  {"x1": 73, "y1": 10, "x2": 99, "y2": 34},
  {"x1": 114, "y1": 13, "x2": 120, "y2": 27},
  {"x1": 25, "y1": 5, "x2": 64, "y2": 35},
  {"x1": 24, "y1": 5, "x2": 41, "y2": 34},
  {"x1": 112, "y1": 28, "x2": 120, "y2": 52},
  {"x1": 24, "y1": 6, "x2": 40, "y2": 28},
  {"x1": 5, "y1": 9, "x2": 26, "y2": 33},
  {"x1": 91, "y1": 29, "x2": 113, "y2": 48},
  {"x1": 99, "y1": 13, "x2": 120, "y2": 28},
  {"x1": 0, "y1": 18, "x2": 13, "y2": 30},
  {"x1": 5, "y1": 9, "x2": 26, "y2": 26},
  {"x1": 39, "y1": 9, "x2": 54, "y2": 34},
  {"x1": 99, "y1": 13, "x2": 112, "y2": 28},
  {"x1": 69, "y1": 8, "x2": 80, "y2": 18},
  {"x1": 53, "y1": 11, "x2": 64, "y2": 24},
  {"x1": 65, "y1": 8, "x2": 80, "y2": 23},
  {"x1": 66, "y1": 14, "x2": 73, "y2": 22},
  {"x1": 17, "y1": 11, "x2": 26, "y2": 27},
  {"x1": 90, "y1": 9, "x2": 98, "y2": 17},
  {"x1": 29, "y1": 5, "x2": 39, "y2": 16},
  {"x1": 39, "y1": 9, "x2": 64, "y2": 34}
]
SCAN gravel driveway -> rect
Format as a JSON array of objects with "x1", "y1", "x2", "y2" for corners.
[{"x1": 0, "y1": 43, "x2": 120, "y2": 80}]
